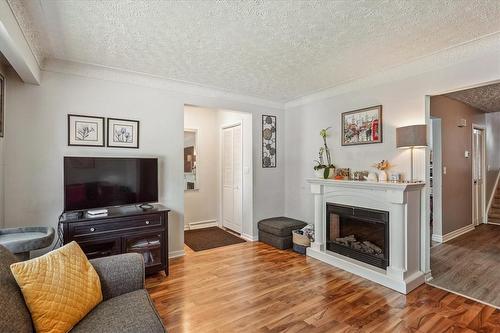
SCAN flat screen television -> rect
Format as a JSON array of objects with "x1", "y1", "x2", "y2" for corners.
[{"x1": 64, "y1": 157, "x2": 158, "y2": 212}]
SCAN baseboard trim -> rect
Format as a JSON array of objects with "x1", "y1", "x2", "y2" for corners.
[
  {"x1": 433, "y1": 224, "x2": 475, "y2": 243},
  {"x1": 487, "y1": 221, "x2": 500, "y2": 226},
  {"x1": 431, "y1": 234, "x2": 443, "y2": 243},
  {"x1": 241, "y1": 233, "x2": 258, "y2": 242},
  {"x1": 168, "y1": 250, "x2": 185, "y2": 259},
  {"x1": 186, "y1": 219, "x2": 218, "y2": 230}
]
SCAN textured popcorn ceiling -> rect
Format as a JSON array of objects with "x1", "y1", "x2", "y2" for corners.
[
  {"x1": 8, "y1": 0, "x2": 500, "y2": 102},
  {"x1": 445, "y1": 83, "x2": 500, "y2": 113}
]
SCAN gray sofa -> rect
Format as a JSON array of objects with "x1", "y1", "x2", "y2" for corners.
[{"x1": 0, "y1": 245, "x2": 166, "y2": 333}]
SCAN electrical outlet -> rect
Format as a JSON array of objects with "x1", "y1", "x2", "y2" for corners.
[{"x1": 443, "y1": 166, "x2": 447, "y2": 175}]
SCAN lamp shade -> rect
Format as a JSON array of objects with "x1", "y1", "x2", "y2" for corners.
[{"x1": 396, "y1": 125, "x2": 427, "y2": 148}]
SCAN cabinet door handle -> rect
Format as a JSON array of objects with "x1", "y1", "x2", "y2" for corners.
[
  {"x1": 90, "y1": 227, "x2": 95, "y2": 232},
  {"x1": 145, "y1": 221, "x2": 150, "y2": 225}
]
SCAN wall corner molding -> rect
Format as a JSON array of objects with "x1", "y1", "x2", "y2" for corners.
[
  {"x1": 284, "y1": 32, "x2": 500, "y2": 109},
  {"x1": 41, "y1": 58, "x2": 284, "y2": 111}
]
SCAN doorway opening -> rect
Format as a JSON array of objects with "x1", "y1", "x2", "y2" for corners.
[
  {"x1": 183, "y1": 105, "x2": 253, "y2": 253},
  {"x1": 427, "y1": 82, "x2": 500, "y2": 307}
]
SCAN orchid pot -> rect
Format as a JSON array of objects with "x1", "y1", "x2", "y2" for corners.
[{"x1": 314, "y1": 166, "x2": 335, "y2": 179}]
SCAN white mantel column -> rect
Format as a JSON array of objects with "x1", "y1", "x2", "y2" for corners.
[{"x1": 311, "y1": 183, "x2": 324, "y2": 251}]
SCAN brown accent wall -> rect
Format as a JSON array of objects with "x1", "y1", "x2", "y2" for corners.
[{"x1": 430, "y1": 96, "x2": 485, "y2": 235}]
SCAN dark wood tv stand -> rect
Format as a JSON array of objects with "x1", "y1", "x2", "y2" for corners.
[{"x1": 61, "y1": 204, "x2": 170, "y2": 275}]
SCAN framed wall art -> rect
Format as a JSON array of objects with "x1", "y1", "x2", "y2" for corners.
[
  {"x1": 262, "y1": 115, "x2": 276, "y2": 168},
  {"x1": 67, "y1": 114, "x2": 105, "y2": 147},
  {"x1": 342, "y1": 105, "x2": 382, "y2": 146},
  {"x1": 107, "y1": 118, "x2": 140, "y2": 148}
]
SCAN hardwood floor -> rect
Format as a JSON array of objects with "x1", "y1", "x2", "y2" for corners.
[
  {"x1": 146, "y1": 242, "x2": 500, "y2": 333},
  {"x1": 430, "y1": 224, "x2": 500, "y2": 308}
]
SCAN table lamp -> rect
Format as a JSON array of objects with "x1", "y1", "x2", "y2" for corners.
[{"x1": 396, "y1": 125, "x2": 427, "y2": 182}]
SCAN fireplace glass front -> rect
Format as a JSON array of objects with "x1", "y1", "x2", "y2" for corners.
[{"x1": 326, "y1": 203, "x2": 389, "y2": 269}]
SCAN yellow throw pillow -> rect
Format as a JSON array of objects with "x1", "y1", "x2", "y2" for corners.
[{"x1": 10, "y1": 241, "x2": 103, "y2": 333}]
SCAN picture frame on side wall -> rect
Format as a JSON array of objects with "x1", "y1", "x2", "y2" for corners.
[
  {"x1": 67, "y1": 114, "x2": 105, "y2": 147},
  {"x1": 342, "y1": 105, "x2": 383, "y2": 146},
  {"x1": 107, "y1": 118, "x2": 140, "y2": 148},
  {"x1": 262, "y1": 115, "x2": 276, "y2": 168}
]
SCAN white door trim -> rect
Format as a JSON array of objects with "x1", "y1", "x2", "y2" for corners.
[
  {"x1": 220, "y1": 122, "x2": 243, "y2": 234},
  {"x1": 472, "y1": 124, "x2": 486, "y2": 225}
]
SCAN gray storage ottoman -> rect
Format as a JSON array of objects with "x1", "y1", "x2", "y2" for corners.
[{"x1": 258, "y1": 217, "x2": 307, "y2": 249}]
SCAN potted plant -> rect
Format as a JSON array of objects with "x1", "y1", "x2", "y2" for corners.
[
  {"x1": 372, "y1": 160, "x2": 391, "y2": 182},
  {"x1": 313, "y1": 127, "x2": 335, "y2": 179}
]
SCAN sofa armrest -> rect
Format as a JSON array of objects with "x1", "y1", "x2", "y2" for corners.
[{"x1": 90, "y1": 253, "x2": 145, "y2": 300}]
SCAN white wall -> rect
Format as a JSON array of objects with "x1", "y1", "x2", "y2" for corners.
[
  {"x1": 184, "y1": 106, "x2": 219, "y2": 227},
  {"x1": 4, "y1": 64, "x2": 285, "y2": 255},
  {"x1": 284, "y1": 41, "x2": 500, "y2": 225}
]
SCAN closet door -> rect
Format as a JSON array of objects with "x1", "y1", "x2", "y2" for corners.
[{"x1": 222, "y1": 124, "x2": 242, "y2": 233}]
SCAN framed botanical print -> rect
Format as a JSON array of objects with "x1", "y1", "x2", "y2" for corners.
[
  {"x1": 67, "y1": 114, "x2": 105, "y2": 147},
  {"x1": 107, "y1": 118, "x2": 139, "y2": 148},
  {"x1": 262, "y1": 115, "x2": 276, "y2": 168},
  {"x1": 0, "y1": 73, "x2": 4, "y2": 137},
  {"x1": 342, "y1": 105, "x2": 382, "y2": 146}
]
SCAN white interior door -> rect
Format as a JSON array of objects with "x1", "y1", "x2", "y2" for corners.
[
  {"x1": 222, "y1": 124, "x2": 242, "y2": 233},
  {"x1": 472, "y1": 127, "x2": 485, "y2": 226}
]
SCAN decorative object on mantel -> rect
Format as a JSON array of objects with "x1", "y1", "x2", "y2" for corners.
[
  {"x1": 313, "y1": 127, "x2": 335, "y2": 179},
  {"x1": 68, "y1": 114, "x2": 105, "y2": 147},
  {"x1": 335, "y1": 168, "x2": 351, "y2": 180},
  {"x1": 342, "y1": 105, "x2": 382, "y2": 146},
  {"x1": 372, "y1": 160, "x2": 392, "y2": 182},
  {"x1": 107, "y1": 118, "x2": 140, "y2": 148},
  {"x1": 353, "y1": 171, "x2": 369, "y2": 181},
  {"x1": 0, "y1": 73, "x2": 4, "y2": 137},
  {"x1": 262, "y1": 115, "x2": 276, "y2": 168},
  {"x1": 390, "y1": 172, "x2": 401, "y2": 183},
  {"x1": 364, "y1": 172, "x2": 378, "y2": 182},
  {"x1": 396, "y1": 124, "x2": 427, "y2": 182}
]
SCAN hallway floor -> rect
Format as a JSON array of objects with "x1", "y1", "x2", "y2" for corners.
[{"x1": 429, "y1": 224, "x2": 500, "y2": 308}]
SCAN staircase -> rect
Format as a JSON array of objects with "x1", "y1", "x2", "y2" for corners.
[{"x1": 488, "y1": 185, "x2": 500, "y2": 224}]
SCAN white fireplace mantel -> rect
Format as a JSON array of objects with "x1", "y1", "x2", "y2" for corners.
[{"x1": 306, "y1": 178, "x2": 425, "y2": 294}]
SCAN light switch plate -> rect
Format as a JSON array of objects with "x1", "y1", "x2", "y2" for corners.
[{"x1": 465, "y1": 151, "x2": 470, "y2": 158}]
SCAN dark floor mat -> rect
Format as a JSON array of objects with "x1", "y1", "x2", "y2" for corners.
[{"x1": 184, "y1": 227, "x2": 246, "y2": 251}]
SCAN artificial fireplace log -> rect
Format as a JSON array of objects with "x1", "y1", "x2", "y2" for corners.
[{"x1": 335, "y1": 235, "x2": 383, "y2": 258}]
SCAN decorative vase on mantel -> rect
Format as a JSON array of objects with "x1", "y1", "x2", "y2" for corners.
[
  {"x1": 372, "y1": 160, "x2": 392, "y2": 183},
  {"x1": 315, "y1": 166, "x2": 335, "y2": 179}
]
